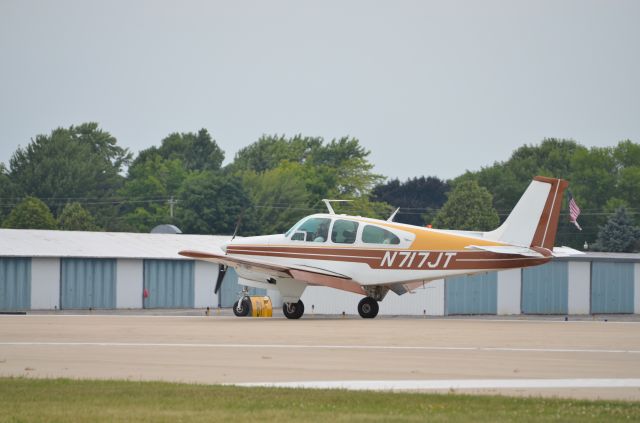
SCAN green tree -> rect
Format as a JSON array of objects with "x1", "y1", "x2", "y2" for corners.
[
  {"x1": 176, "y1": 172, "x2": 248, "y2": 235},
  {"x1": 432, "y1": 180, "x2": 499, "y2": 231},
  {"x1": 570, "y1": 146, "x2": 617, "y2": 213},
  {"x1": 592, "y1": 207, "x2": 640, "y2": 252},
  {"x1": 307, "y1": 137, "x2": 384, "y2": 197},
  {"x1": 3, "y1": 196, "x2": 56, "y2": 229},
  {"x1": 372, "y1": 176, "x2": 450, "y2": 226},
  {"x1": 613, "y1": 140, "x2": 640, "y2": 220},
  {"x1": 0, "y1": 163, "x2": 21, "y2": 222},
  {"x1": 118, "y1": 156, "x2": 188, "y2": 232},
  {"x1": 241, "y1": 164, "x2": 311, "y2": 236},
  {"x1": 230, "y1": 134, "x2": 321, "y2": 173},
  {"x1": 455, "y1": 138, "x2": 615, "y2": 248},
  {"x1": 132, "y1": 129, "x2": 224, "y2": 172},
  {"x1": 328, "y1": 196, "x2": 394, "y2": 221},
  {"x1": 459, "y1": 138, "x2": 583, "y2": 213},
  {"x1": 231, "y1": 135, "x2": 383, "y2": 205},
  {"x1": 9, "y1": 123, "x2": 131, "y2": 229},
  {"x1": 58, "y1": 202, "x2": 101, "y2": 231}
]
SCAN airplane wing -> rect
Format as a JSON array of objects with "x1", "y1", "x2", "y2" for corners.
[{"x1": 179, "y1": 250, "x2": 366, "y2": 295}]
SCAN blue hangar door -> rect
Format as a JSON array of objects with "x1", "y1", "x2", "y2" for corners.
[
  {"x1": 445, "y1": 272, "x2": 497, "y2": 315},
  {"x1": 143, "y1": 260, "x2": 194, "y2": 308},
  {"x1": 0, "y1": 258, "x2": 31, "y2": 311},
  {"x1": 61, "y1": 258, "x2": 116, "y2": 309},
  {"x1": 591, "y1": 262, "x2": 634, "y2": 314},
  {"x1": 522, "y1": 262, "x2": 568, "y2": 314}
]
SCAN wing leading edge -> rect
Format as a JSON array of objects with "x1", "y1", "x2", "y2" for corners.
[{"x1": 179, "y1": 250, "x2": 366, "y2": 295}]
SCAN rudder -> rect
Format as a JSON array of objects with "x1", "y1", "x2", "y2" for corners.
[{"x1": 485, "y1": 176, "x2": 568, "y2": 250}]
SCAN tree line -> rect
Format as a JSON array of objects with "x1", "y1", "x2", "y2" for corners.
[{"x1": 0, "y1": 123, "x2": 638, "y2": 252}]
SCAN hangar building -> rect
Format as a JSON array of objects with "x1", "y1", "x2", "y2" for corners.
[
  {"x1": 0, "y1": 229, "x2": 246, "y2": 311},
  {"x1": 0, "y1": 228, "x2": 639, "y2": 315}
]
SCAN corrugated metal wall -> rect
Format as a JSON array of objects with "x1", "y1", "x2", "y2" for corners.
[
  {"x1": 522, "y1": 262, "x2": 568, "y2": 314},
  {"x1": 219, "y1": 267, "x2": 267, "y2": 307},
  {"x1": 445, "y1": 272, "x2": 497, "y2": 315},
  {"x1": 61, "y1": 258, "x2": 116, "y2": 309},
  {"x1": 143, "y1": 260, "x2": 194, "y2": 308},
  {"x1": 0, "y1": 258, "x2": 31, "y2": 311},
  {"x1": 591, "y1": 262, "x2": 634, "y2": 313}
]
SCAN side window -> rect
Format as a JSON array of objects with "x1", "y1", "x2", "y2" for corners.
[
  {"x1": 362, "y1": 225, "x2": 400, "y2": 245},
  {"x1": 290, "y1": 217, "x2": 331, "y2": 242},
  {"x1": 331, "y1": 220, "x2": 359, "y2": 244}
]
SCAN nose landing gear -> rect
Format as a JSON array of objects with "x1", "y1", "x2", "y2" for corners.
[
  {"x1": 232, "y1": 297, "x2": 251, "y2": 317},
  {"x1": 358, "y1": 297, "x2": 379, "y2": 319}
]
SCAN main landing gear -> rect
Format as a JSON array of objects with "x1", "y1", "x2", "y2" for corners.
[
  {"x1": 358, "y1": 297, "x2": 379, "y2": 319},
  {"x1": 283, "y1": 300, "x2": 305, "y2": 319}
]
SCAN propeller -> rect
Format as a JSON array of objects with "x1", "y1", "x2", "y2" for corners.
[
  {"x1": 214, "y1": 264, "x2": 227, "y2": 295},
  {"x1": 214, "y1": 208, "x2": 246, "y2": 295}
]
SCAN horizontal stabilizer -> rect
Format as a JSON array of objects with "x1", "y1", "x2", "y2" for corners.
[
  {"x1": 552, "y1": 246, "x2": 585, "y2": 257},
  {"x1": 465, "y1": 245, "x2": 544, "y2": 258}
]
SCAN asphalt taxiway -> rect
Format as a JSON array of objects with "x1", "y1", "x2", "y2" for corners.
[{"x1": 1, "y1": 313, "x2": 639, "y2": 400}]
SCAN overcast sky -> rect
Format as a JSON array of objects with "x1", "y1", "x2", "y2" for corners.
[{"x1": 1, "y1": 0, "x2": 639, "y2": 181}]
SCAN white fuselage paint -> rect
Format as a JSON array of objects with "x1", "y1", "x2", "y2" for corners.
[{"x1": 236, "y1": 253, "x2": 479, "y2": 286}]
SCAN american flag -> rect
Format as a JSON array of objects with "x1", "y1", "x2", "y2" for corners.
[{"x1": 568, "y1": 191, "x2": 582, "y2": 231}]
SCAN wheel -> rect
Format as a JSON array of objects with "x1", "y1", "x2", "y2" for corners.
[
  {"x1": 233, "y1": 297, "x2": 251, "y2": 317},
  {"x1": 358, "y1": 297, "x2": 379, "y2": 318},
  {"x1": 283, "y1": 300, "x2": 305, "y2": 319}
]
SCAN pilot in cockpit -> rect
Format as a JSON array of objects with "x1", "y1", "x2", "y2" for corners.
[{"x1": 314, "y1": 222, "x2": 329, "y2": 242}]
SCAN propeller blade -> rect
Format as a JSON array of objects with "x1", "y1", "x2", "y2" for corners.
[{"x1": 214, "y1": 264, "x2": 227, "y2": 295}]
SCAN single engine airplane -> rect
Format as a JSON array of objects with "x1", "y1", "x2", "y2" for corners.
[{"x1": 179, "y1": 176, "x2": 582, "y2": 319}]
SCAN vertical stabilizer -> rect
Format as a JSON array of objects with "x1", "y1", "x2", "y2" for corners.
[{"x1": 485, "y1": 177, "x2": 568, "y2": 250}]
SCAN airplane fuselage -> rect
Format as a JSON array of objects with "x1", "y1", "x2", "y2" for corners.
[{"x1": 226, "y1": 214, "x2": 550, "y2": 287}]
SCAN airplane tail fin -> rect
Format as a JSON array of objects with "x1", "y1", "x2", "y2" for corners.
[{"x1": 484, "y1": 176, "x2": 568, "y2": 250}]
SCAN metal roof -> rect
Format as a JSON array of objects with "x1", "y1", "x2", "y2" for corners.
[
  {"x1": 0, "y1": 228, "x2": 638, "y2": 263},
  {"x1": 555, "y1": 251, "x2": 640, "y2": 263},
  {"x1": 0, "y1": 229, "x2": 230, "y2": 260}
]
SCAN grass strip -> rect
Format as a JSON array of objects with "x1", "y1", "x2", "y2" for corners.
[{"x1": 0, "y1": 377, "x2": 639, "y2": 422}]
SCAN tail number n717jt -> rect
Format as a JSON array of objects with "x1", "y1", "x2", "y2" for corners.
[{"x1": 379, "y1": 251, "x2": 457, "y2": 269}]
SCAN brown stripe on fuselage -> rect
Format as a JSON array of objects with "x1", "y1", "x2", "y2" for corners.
[{"x1": 226, "y1": 245, "x2": 550, "y2": 271}]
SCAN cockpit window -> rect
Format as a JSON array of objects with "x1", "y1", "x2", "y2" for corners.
[
  {"x1": 331, "y1": 220, "x2": 358, "y2": 244},
  {"x1": 290, "y1": 217, "x2": 331, "y2": 242},
  {"x1": 285, "y1": 218, "x2": 306, "y2": 237},
  {"x1": 361, "y1": 225, "x2": 400, "y2": 244}
]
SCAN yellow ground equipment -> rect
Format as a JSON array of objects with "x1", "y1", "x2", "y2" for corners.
[
  {"x1": 249, "y1": 296, "x2": 272, "y2": 317},
  {"x1": 233, "y1": 296, "x2": 272, "y2": 317}
]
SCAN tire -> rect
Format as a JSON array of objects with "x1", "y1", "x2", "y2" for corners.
[
  {"x1": 358, "y1": 297, "x2": 379, "y2": 318},
  {"x1": 283, "y1": 300, "x2": 305, "y2": 319},
  {"x1": 233, "y1": 298, "x2": 251, "y2": 317}
]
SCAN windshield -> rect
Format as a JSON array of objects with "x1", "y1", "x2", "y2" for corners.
[
  {"x1": 285, "y1": 218, "x2": 307, "y2": 237},
  {"x1": 293, "y1": 217, "x2": 331, "y2": 242}
]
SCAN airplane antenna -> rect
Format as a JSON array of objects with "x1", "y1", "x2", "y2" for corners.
[
  {"x1": 231, "y1": 208, "x2": 245, "y2": 240},
  {"x1": 387, "y1": 207, "x2": 400, "y2": 222},
  {"x1": 321, "y1": 199, "x2": 353, "y2": 215}
]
